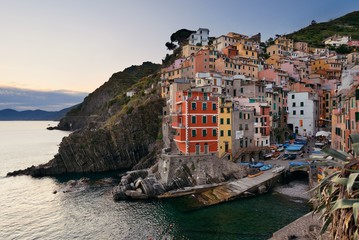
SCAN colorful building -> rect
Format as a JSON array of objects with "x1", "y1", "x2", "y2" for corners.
[
  {"x1": 218, "y1": 97, "x2": 233, "y2": 159},
  {"x1": 172, "y1": 88, "x2": 219, "y2": 155},
  {"x1": 188, "y1": 28, "x2": 210, "y2": 46}
]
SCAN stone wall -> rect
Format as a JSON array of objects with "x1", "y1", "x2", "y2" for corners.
[{"x1": 158, "y1": 154, "x2": 247, "y2": 185}]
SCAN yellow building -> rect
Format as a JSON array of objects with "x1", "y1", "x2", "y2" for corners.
[
  {"x1": 182, "y1": 44, "x2": 202, "y2": 58},
  {"x1": 234, "y1": 40, "x2": 258, "y2": 59},
  {"x1": 274, "y1": 36, "x2": 294, "y2": 51},
  {"x1": 310, "y1": 58, "x2": 342, "y2": 79},
  {"x1": 266, "y1": 44, "x2": 285, "y2": 56},
  {"x1": 265, "y1": 55, "x2": 281, "y2": 69},
  {"x1": 218, "y1": 97, "x2": 233, "y2": 160}
]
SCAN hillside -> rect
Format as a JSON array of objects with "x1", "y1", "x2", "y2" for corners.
[
  {"x1": 57, "y1": 61, "x2": 161, "y2": 130},
  {"x1": 0, "y1": 106, "x2": 76, "y2": 121},
  {"x1": 8, "y1": 62, "x2": 165, "y2": 177},
  {"x1": 286, "y1": 11, "x2": 359, "y2": 47}
]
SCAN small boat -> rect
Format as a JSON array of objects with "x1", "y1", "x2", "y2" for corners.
[
  {"x1": 259, "y1": 164, "x2": 272, "y2": 171},
  {"x1": 289, "y1": 161, "x2": 309, "y2": 167},
  {"x1": 249, "y1": 162, "x2": 264, "y2": 168},
  {"x1": 248, "y1": 171, "x2": 263, "y2": 178},
  {"x1": 272, "y1": 166, "x2": 285, "y2": 173}
]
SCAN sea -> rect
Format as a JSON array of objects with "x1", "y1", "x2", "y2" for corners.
[{"x1": 0, "y1": 121, "x2": 310, "y2": 240}]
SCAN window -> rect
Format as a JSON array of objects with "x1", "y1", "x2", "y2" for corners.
[
  {"x1": 202, "y1": 116, "x2": 207, "y2": 124},
  {"x1": 212, "y1": 103, "x2": 217, "y2": 111},
  {"x1": 188, "y1": 92, "x2": 192, "y2": 98},
  {"x1": 202, "y1": 129, "x2": 207, "y2": 137},
  {"x1": 192, "y1": 129, "x2": 196, "y2": 137},
  {"x1": 255, "y1": 128, "x2": 258, "y2": 133},
  {"x1": 293, "y1": 110, "x2": 296, "y2": 115},
  {"x1": 292, "y1": 102, "x2": 296, "y2": 107},
  {"x1": 220, "y1": 130, "x2": 224, "y2": 137},
  {"x1": 300, "y1": 102, "x2": 304, "y2": 107},
  {"x1": 220, "y1": 108, "x2": 224, "y2": 113},
  {"x1": 239, "y1": 112, "x2": 242, "y2": 119},
  {"x1": 220, "y1": 118, "x2": 224, "y2": 124},
  {"x1": 356, "y1": 112, "x2": 359, "y2": 122},
  {"x1": 245, "y1": 124, "x2": 249, "y2": 130},
  {"x1": 291, "y1": 95, "x2": 295, "y2": 99},
  {"x1": 213, "y1": 129, "x2": 217, "y2": 136},
  {"x1": 228, "y1": 130, "x2": 231, "y2": 136},
  {"x1": 212, "y1": 116, "x2": 216, "y2": 123},
  {"x1": 202, "y1": 103, "x2": 207, "y2": 110},
  {"x1": 192, "y1": 102, "x2": 196, "y2": 110},
  {"x1": 227, "y1": 118, "x2": 230, "y2": 124},
  {"x1": 192, "y1": 116, "x2": 196, "y2": 123},
  {"x1": 300, "y1": 110, "x2": 304, "y2": 115}
]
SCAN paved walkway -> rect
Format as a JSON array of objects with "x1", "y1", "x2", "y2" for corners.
[{"x1": 270, "y1": 211, "x2": 329, "y2": 240}]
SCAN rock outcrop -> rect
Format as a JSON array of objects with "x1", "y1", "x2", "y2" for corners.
[
  {"x1": 7, "y1": 62, "x2": 165, "y2": 177},
  {"x1": 112, "y1": 155, "x2": 248, "y2": 200}
]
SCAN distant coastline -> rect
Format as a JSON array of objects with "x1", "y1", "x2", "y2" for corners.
[{"x1": 0, "y1": 106, "x2": 76, "y2": 121}]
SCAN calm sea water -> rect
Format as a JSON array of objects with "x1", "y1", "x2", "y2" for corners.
[{"x1": 0, "y1": 121, "x2": 310, "y2": 240}]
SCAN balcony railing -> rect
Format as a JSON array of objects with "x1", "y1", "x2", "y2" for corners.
[{"x1": 180, "y1": 96, "x2": 218, "y2": 102}]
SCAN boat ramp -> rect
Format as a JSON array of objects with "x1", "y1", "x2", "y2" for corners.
[{"x1": 158, "y1": 163, "x2": 287, "y2": 207}]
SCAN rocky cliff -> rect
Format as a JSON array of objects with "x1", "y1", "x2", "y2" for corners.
[
  {"x1": 57, "y1": 61, "x2": 161, "y2": 131},
  {"x1": 7, "y1": 62, "x2": 165, "y2": 177}
]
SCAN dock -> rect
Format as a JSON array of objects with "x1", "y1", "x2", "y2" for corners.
[
  {"x1": 158, "y1": 164, "x2": 286, "y2": 207},
  {"x1": 189, "y1": 169, "x2": 284, "y2": 206}
]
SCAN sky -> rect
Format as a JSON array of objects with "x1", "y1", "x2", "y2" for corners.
[{"x1": 0, "y1": 0, "x2": 358, "y2": 94}]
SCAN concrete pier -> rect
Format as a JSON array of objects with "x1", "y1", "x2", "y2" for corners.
[
  {"x1": 188, "y1": 169, "x2": 284, "y2": 206},
  {"x1": 158, "y1": 166, "x2": 285, "y2": 207}
]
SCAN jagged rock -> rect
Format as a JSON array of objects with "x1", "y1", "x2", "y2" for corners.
[
  {"x1": 112, "y1": 155, "x2": 248, "y2": 201},
  {"x1": 125, "y1": 190, "x2": 148, "y2": 199},
  {"x1": 258, "y1": 185, "x2": 267, "y2": 194},
  {"x1": 7, "y1": 98, "x2": 164, "y2": 177}
]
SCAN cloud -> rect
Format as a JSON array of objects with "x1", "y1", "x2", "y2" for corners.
[{"x1": 0, "y1": 87, "x2": 88, "y2": 111}]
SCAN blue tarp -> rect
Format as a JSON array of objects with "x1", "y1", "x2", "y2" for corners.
[{"x1": 286, "y1": 144, "x2": 304, "y2": 151}]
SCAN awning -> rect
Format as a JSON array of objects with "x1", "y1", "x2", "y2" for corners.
[{"x1": 315, "y1": 131, "x2": 330, "y2": 137}]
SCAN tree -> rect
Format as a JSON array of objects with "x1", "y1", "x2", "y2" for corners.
[
  {"x1": 311, "y1": 20, "x2": 317, "y2": 25},
  {"x1": 165, "y1": 42, "x2": 177, "y2": 51},
  {"x1": 266, "y1": 37, "x2": 275, "y2": 46},
  {"x1": 311, "y1": 133, "x2": 359, "y2": 239},
  {"x1": 170, "y1": 29, "x2": 195, "y2": 44},
  {"x1": 336, "y1": 44, "x2": 351, "y2": 54}
]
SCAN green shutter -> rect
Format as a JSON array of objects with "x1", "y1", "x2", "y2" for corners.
[{"x1": 356, "y1": 112, "x2": 359, "y2": 122}]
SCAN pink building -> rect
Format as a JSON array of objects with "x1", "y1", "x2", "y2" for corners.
[
  {"x1": 280, "y1": 62, "x2": 300, "y2": 81},
  {"x1": 348, "y1": 40, "x2": 359, "y2": 47},
  {"x1": 258, "y1": 69, "x2": 288, "y2": 86}
]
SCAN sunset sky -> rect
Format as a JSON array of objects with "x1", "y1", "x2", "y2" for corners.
[{"x1": 1, "y1": 0, "x2": 358, "y2": 93}]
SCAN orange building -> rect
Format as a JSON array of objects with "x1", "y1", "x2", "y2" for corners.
[
  {"x1": 310, "y1": 58, "x2": 342, "y2": 79},
  {"x1": 172, "y1": 88, "x2": 219, "y2": 155}
]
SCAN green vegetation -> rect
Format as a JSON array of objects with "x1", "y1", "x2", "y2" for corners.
[
  {"x1": 286, "y1": 11, "x2": 359, "y2": 47},
  {"x1": 311, "y1": 133, "x2": 359, "y2": 239},
  {"x1": 70, "y1": 62, "x2": 159, "y2": 116}
]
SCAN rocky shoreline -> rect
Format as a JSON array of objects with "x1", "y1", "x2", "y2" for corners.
[{"x1": 112, "y1": 154, "x2": 248, "y2": 201}]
